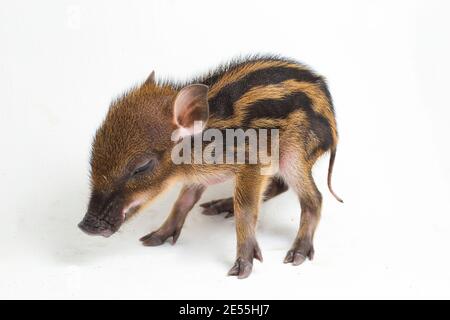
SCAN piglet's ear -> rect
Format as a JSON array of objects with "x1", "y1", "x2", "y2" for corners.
[
  {"x1": 173, "y1": 84, "x2": 209, "y2": 138},
  {"x1": 145, "y1": 70, "x2": 156, "y2": 85}
]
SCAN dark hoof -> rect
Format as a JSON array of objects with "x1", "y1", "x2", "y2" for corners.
[
  {"x1": 228, "y1": 258, "x2": 253, "y2": 279},
  {"x1": 228, "y1": 239, "x2": 262, "y2": 279},
  {"x1": 200, "y1": 197, "x2": 234, "y2": 218},
  {"x1": 139, "y1": 228, "x2": 181, "y2": 246},
  {"x1": 284, "y1": 240, "x2": 314, "y2": 266}
]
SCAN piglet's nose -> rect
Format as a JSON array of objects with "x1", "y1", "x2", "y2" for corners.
[
  {"x1": 78, "y1": 214, "x2": 100, "y2": 234},
  {"x1": 78, "y1": 214, "x2": 114, "y2": 238},
  {"x1": 78, "y1": 220, "x2": 96, "y2": 235}
]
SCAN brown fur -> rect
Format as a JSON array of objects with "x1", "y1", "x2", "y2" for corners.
[
  {"x1": 79, "y1": 55, "x2": 342, "y2": 279},
  {"x1": 207, "y1": 60, "x2": 304, "y2": 98}
]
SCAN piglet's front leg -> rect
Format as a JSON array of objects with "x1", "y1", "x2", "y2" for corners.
[
  {"x1": 140, "y1": 184, "x2": 205, "y2": 246},
  {"x1": 228, "y1": 166, "x2": 268, "y2": 279}
]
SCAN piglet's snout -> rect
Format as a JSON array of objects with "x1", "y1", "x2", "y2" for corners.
[{"x1": 78, "y1": 214, "x2": 114, "y2": 238}]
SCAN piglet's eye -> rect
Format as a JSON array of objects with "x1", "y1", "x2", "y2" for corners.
[{"x1": 132, "y1": 159, "x2": 155, "y2": 176}]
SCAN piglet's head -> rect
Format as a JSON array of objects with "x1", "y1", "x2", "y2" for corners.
[{"x1": 78, "y1": 72, "x2": 209, "y2": 237}]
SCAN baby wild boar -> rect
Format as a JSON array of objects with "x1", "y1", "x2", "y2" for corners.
[{"x1": 78, "y1": 56, "x2": 342, "y2": 278}]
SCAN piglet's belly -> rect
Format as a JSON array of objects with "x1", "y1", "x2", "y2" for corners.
[{"x1": 201, "y1": 172, "x2": 233, "y2": 186}]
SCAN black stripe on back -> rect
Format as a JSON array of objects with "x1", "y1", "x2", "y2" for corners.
[
  {"x1": 242, "y1": 91, "x2": 333, "y2": 152},
  {"x1": 207, "y1": 66, "x2": 321, "y2": 119},
  {"x1": 242, "y1": 91, "x2": 313, "y2": 126}
]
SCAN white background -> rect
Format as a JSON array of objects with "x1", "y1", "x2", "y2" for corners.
[{"x1": 1, "y1": 0, "x2": 450, "y2": 299}]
